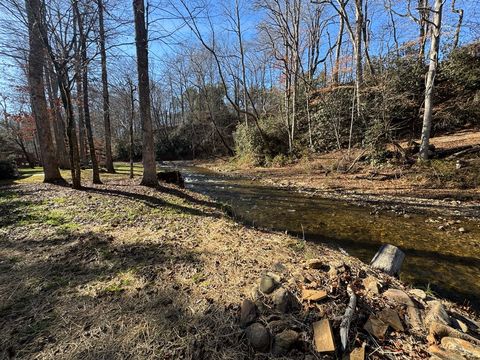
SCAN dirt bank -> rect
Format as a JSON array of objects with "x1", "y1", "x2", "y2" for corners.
[{"x1": 1, "y1": 167, "x2": 479, "y2": 359}]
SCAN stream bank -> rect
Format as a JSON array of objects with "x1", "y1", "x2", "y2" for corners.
[{"x1": 162, "y1": 162, "x2": 480, "y2": 311}]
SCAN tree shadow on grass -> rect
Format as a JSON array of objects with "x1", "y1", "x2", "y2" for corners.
[
  {"x1": 0, "y1": 225, "x2": 249, "y2": 359},
  {"x1": 80, "y1": 185, "x2": 225, "y2": 220}
]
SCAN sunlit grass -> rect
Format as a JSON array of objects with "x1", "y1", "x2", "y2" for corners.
[{"x1": 7, "y1": 162, "x2": 151, "y2": 185}]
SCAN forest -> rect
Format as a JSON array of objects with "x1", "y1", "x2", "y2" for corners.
[{"x1": 0, "y1": 0, "x2": 479, "y2": 359}]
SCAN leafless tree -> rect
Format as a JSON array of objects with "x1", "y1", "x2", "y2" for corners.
[
  {"x1": 133, "y1": 0, "x2": 157, "y2": 186},
  {"x1": 25, "y1": 0, "x2": 63, "y2": 183},
  {"x1": 419, "y1": 0, "x2": 444, "y2": 160}
]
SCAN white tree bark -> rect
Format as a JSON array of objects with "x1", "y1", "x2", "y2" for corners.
[{"x1": 419, "y1": 0, "x2": 443, "y2": 161}]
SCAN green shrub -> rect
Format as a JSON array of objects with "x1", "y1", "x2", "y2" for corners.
[{"x1": 233, "y1": 116, "x2": 288, "y2": 166}]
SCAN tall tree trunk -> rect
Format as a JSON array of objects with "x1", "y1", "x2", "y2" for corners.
[
  {"x1": 75, "y1": 58, "x2": 87, "y2": 164},
  {"x1": 97, "y1": 0, "x2": 115, "y2": 173},
  {"x1": 25, "y1": 0, "x2": 63, "y2": 183},
  {"x1": 133, "y1": 0, "x2": 157, "y2": 186},
  {"x1": 128, "y1": 78, "x2": 135, "y2": 179},
  {"x1": 419, "y1": 0, "x2": 443, "y2": 161},
  {"x1": 354, "y1": 0, "x2": 363, "y2": 118},
  {"x1": 45, "y1": 63, "x2": 70, "y2": 169},
  {"x1": 74, "y1": 1, "x2": 101, "y2": 184},
  {"x1": 333, "y1": 15, "x2": 344, "y2": 84},
  {"x1": 362, "y1": 0, "x2": 374, "y2": 76},
  {"x1": 61, "y1": 74, "x2": 82, "y2": 189},
  {"x1": 451, "y1": 0, "x2": 463, "y2": 50},
  {"x1": 418, "y1": 0, "x2": 429, "y2": 64},
  {"x1": 234, "y1": 0, "x2": 249, "y2": 127}
]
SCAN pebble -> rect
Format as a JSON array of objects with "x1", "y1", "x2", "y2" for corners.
[
  {"x1": 259, "y1": 275, "x2": 276, "y2": 294},
  {"x1": 272, "y1": 287, "x2": 292, "y2": 313}
]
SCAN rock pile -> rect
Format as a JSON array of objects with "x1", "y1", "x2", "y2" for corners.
[{"x1": 238, "y1": 257, "x2": 480, "y2": 359}]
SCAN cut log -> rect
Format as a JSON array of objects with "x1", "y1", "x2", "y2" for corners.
[
  {"x1": 370, "y1": 244, "x2": 405, "y2": 276},
  {"x1": 340, "y1": 285, "x2": 357, "y2": 351}
]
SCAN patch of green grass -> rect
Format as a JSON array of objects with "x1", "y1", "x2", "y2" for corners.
[
  {"x1": 288, "y1": 239, "x2": 306, "y2": 253},
  {"x1": 191, "y1": 272, "x2": 206, "y2": 284}
]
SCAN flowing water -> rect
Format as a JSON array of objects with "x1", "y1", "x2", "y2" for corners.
[{"x1": 165, "y1": 163, "x2": 480, "y2": 310}]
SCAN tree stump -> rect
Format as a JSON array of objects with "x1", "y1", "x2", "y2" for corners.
[
  {"x1": 370, "y1": 244, "x2": 405, "y2": 276},
  {"x1": 157, "y1": 171, "x2": 185, "y2": 188}
]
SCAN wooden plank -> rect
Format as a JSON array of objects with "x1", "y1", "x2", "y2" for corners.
[
  {"x1": 313, "y1": 319, "x2": 335, "y2": 352},
  {"x1": 302, "y1": 289, "x2": 327, "y2": 302}
]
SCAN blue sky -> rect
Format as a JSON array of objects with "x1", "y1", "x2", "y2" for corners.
[{"x1": 0, "y1": 0, "x2": 479, "y2": 113}]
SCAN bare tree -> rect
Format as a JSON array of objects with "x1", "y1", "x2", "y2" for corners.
[
  {"x1": 451, "y1": 0, "x2": 463, "y2": 49},
  {"x1": 97, "y1": 0, "x2": 115, "y2": 173},
  {"x1": 44, "y1": 62, "x2": 70, "y2": 169},
  {"x1": 133, "y1": 0, "x2": 157, "y2": 186},
  {"x1": 419, "y1": 0, "x2": 443, "y2": 160},
  {"x1": 25, "y1": 0, "x2": 63, "y2": 183},
  {"x1": 73, "y1": 0, "x2": 101, "y2": 184}
]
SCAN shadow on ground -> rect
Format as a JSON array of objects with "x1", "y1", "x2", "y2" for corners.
[{"x1": 0, "y1": 184, "x2": 248, "y2": 359}]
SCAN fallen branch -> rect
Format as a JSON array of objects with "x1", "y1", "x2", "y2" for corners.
[
  {"x1": 446, "y1": 145, "x2": 480, "y2": 159},
  {"x1": 340, "y1": 284, "x2": 357, "y2": 351},
  {"x1": 346, "y1": 148, "x2": 367, "y2": 173}
]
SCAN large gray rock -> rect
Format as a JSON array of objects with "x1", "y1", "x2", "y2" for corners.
[
  {"x1": 246, "y1": 323, "x2": 270, "y2": 352},
  {"x1": 272, "y1": 329, "x2": 299, "y2": 355},
  {"x1": 370, "y1": 244, "x2": 405, "y2": 276}
]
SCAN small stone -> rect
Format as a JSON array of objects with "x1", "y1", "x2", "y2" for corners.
[
  {"x1": 364, "y1": 315, "x2": 389, "y2": 340},
  {"x1": 383, "y1": 288, "x2": 415, "y2": 307},
  {"x1": 425, "y1": 301, "x2": 451, "y2": 327},
  {"x1": 438, "y1": 225, "x2": 445, "y2": 231},
  {"x1": 313, "y1": 319, "x2": 335, "y2": 352},
  {"x1": 240, "y1": 299, "x2": 257, "y2": 328},
  {"x1": 306, "y1": 258, "x2": 323, "y2": 269},
  {"x1": 349, "y1": 344, "x2": 366, "y2": 360},
  {"x1": 441, "y1": 337, "x2": 480, "y2": 358},
  {"x1": 458, "y1": 227, "x2": 466, "y2": 233},
  {"x1": 404, "y1": 214, "x2": 411, "y2": 219},
  {"x1": 245, "y1": 323, "x2": 270, "y2": 352},
  {"x1": 409, "y1": 288, "x2": 427, "y2": 300},
  {"x1": 272, "y1": 329, "x2": 299, "y2": 355},
  {"x1": 428, "y1": 344, "x2": 466, "y2": 360},
  {"x1": 272, "y1": 288, "x2": 292, "y2": 313},
  {"x1": 259, "y1": 275, "x2": 276, "y2": 294},
  {"x1": 302, "y1": 289, "x2": 328, "y2": 302},
  {"x1": 363, "y1": 276, "x2": 380, "y2": 295},
  {"x1": 378, "y1": 308, "x2": 404, "y2": 332}
]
